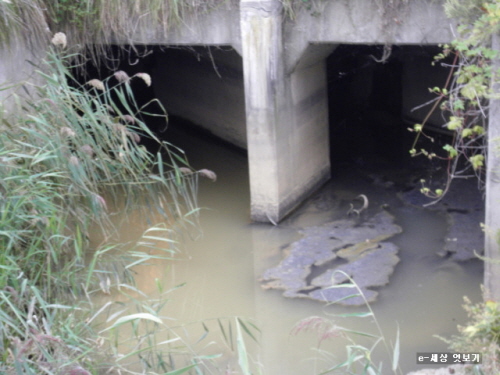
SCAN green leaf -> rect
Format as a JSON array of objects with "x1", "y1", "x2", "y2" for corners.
[
  {"x1": 195, "y1": 322, "x2": 210, "y2": 344},
  {"x1": 443, "y1": 144, "x2": 458, "y2": 158},
  {"x1": 392, "y1": 324, "x2": 400, "y2": 372},
  {"x1": 453, "y1": 98, "x2": 465, "y2": 111},
  {"x1": 218, "y1": 318, "x2": 229, "y2": 345},
  {"x1": 335, "y1": 311, "x2": 373, "y2": 318},
  {"x1": 470, "y1": 154, "x2": 484, "y2": 170},
  {"x1": 462, "y1": 128, "x2": 473, "y2": 138},
  {"x1": 460, "y1": 84, "x2": 477, "y2": 100},
  {"x1": 237, "y1": 318, "x2": 260, "y2": 343},
  {"x1": 100, "y1": 313, "x2": 163, "y2": 332},
  {"x1": 473, "y1": 125, "x2": 485, "y2": 135},
  {"x1": 484, "y1": 48, "x2": 499, "y2": 59},
  {"x1": 447, "y1": 116, "x2": 463, "y2": 131},
  {"x1": 236, "y1": 320, "x2": 251, "y2": 375}
]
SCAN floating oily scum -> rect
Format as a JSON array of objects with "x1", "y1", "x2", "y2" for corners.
[{"x1": 260, "y1": 209, "x2": 402, "y2": 306}]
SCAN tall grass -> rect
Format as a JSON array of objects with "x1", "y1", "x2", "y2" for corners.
[
  {"x1": 0, "y1": 34, "x2": 225, "y2": 374},
  {"x1": 1, "y1": 39, "x2": 202, "y2": 287}
]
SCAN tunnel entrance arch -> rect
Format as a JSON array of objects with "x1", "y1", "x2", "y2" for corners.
[{"x1": 325, "y1": 44, "x2": 452, "y2": 167}]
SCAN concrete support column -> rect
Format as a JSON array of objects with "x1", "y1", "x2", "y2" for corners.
[
  {"x1": 240, "y1": 0, "x2": 287, "y2": 223},
  {"x1": 240, "y1": 0, "x2": 331, "y2": 223},
  {"x1": 485, "y1": 34, "x2": 500, "y2": 301}
]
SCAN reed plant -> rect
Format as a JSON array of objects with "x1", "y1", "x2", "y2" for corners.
[
  {"x1": 1, "y1": 36, "x2": 202, "y2": 287},
  {"x1": 290, "y1": 271, "x2": 401, "y2": 375},
  {"x1": 0, "y1": 33, "x2": 223, "y2": 374}
]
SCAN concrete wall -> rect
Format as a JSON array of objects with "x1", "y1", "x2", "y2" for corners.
[
  {"x1": 0, "y1": 38, "x2": 47, "y2": 116},
  {"x1": 108, "y1": 2, "x2": 242, "y2": 53},
  {"x1": 286, "y1": 54, "x2": 332, "y2": 211},
  {"x1": 151, "y1": 47, "x2": 247, "y2": 149},
  {"x1": 284, "y1": 0, "x2": 451, "y2": 69},
  {"x1": 485, "y1": 34, "x2": 500, "y2": 301}
]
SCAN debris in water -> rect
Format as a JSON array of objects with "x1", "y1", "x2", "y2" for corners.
[{"x1": 260, "y1": 211, "x2": 402, "y2": 305}]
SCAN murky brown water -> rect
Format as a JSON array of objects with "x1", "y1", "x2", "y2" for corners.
[{"x1": 102, "y1": 123, "x2": 483, "y2": 374}]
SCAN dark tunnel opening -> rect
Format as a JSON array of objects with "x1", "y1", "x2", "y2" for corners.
[
  {"x1": 74, "y1": 45, "x2": 246, "y2": 155},
  {"x1": 75, "y1": 43, "x2": 456, "y2": 178},
  {"x1": 326, "y1": 44, "x2": 453, "y2": 169}
]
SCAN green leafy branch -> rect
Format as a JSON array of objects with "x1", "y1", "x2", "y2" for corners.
[{"x1": 409, "y1": 0, "x2": 500, "y2": 203}]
